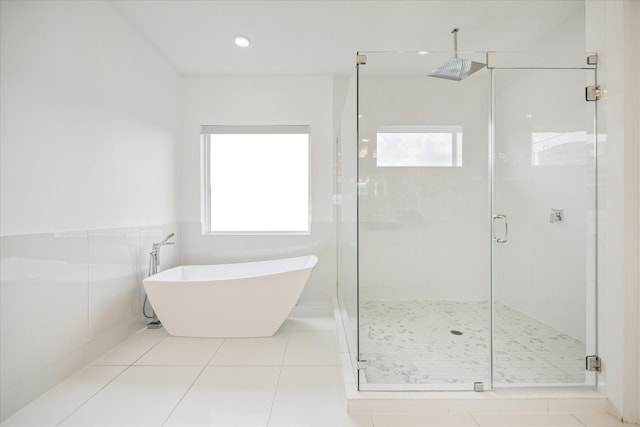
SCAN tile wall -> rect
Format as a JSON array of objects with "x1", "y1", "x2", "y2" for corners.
[{"x1": 0, "y1": 223, "x2": 179, "y2": 420}]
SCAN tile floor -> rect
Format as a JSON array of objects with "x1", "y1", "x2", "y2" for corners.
[
  {"x1": 1, "y1": 305, "x2": 633, "y2": 427},
  {"x1": 360, "y1": 301, "x2": 585, "y2": 386}
]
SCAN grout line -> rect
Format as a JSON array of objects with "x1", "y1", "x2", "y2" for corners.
[
  {"x1": 265, "y1": 320, "x2": 293, "y2": 426},
  {"x1": 159, "y1": 364, "x2": 209, "y2": 426},
  {"x1": 127, "y1": 330, "x2": 170, "y2": 366},
  {"x1": 54, "y1": 365, "x2": 131, "y2": 427},
  {"x1": 279, "y1": 326, "x2": 292, "y2": 367},
  {"x1": 157, "y1": 324, "x2": 227, "y2": 426},
  {"x1": 204, "y1": 337, "x2": 227, "y2": 366},
  {"x1": 56, "y1": 329, "x2": 170, "y2": 425},
  {"x1": 266, "y1": 365, "x2": 285, "y2": 427},
  {"x1": 570, "y1": 413, "x2": 589, "y2": 427},
  {"x1": 361, "y1": 413, "x2": 374, "y2": 426},
  {"x1": 469, "y1": 413, "x2": 482, "y2": 427}
]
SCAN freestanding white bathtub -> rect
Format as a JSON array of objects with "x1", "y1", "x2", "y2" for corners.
[{"x1": 142, "y1": 255, "x2": 318, "y2": 337}]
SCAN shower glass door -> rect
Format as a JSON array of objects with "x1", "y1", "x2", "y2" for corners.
[
  {"x1": 492, "y1": 54, "x2": 598, "y2": 387},
  {"x1": 356, "y1": 51, "x2": 492, "y2": 390}
]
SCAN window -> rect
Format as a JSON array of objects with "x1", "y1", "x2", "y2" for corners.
[
  {"x1": 201, "y1": 125, "x2": 310, "y2": 235},
  {"x1": 376, "y1": 126, "x2": 463, "y2": 167}
]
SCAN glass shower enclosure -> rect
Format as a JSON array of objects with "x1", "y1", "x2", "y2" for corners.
[{"x1": 337, "y1": 50, "x2": 598, "y2": 391}]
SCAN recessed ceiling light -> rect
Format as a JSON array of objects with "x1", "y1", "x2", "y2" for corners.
[{"x1": 233, "y1": 34, "x2": 251, "y2": 48}]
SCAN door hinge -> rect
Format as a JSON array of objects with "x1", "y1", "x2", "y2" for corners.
[
  {"x1": 586, "y1": 86, "x2": 601, "y2": 102},
  {"x1": 587, "y1": 54, "x2": 598, "y2": 65},
  {"x1": 356, "y1": 54, "x2": 367, "y2": 66},
  {"x1": 586, "y1": 355, "x2": 601, "y2": 372},
  {"x1": 357, "y1": 360, "x2": 368, "y2": 370}
]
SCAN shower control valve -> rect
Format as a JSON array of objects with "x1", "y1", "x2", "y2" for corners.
[{"x1": 550, "y1": 209, "x2": 564, "y2": 223}]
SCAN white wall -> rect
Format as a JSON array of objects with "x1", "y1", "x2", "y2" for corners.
[
  {"x1": 586, "y1": 0, "x2": 640, "y2": 422},
  {"x1": 179, "y1": 76, "x2": 335, "y2": 304},
  {"x1": 0, "y1": 1, "x2": 180, "y2": 420},
  {"x1": 0, "y1": 1, "x2": 179, "y2": 235},
  {"x1": 627, "y1": 4, "x2": 640, "y2": 421}
]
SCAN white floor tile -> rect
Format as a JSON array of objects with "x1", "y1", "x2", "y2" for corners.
[
  {"x1": 348, "y1": 398, "x2": 450, "y2": 415},
  {"x1": 283, "y1": 331, "x2": 338, "y2": 365},
  {"x1": 268, "y1": 413, "x2": 373, "y2": 427},
  {"x1": 58, "y1": 366, "x2": 201, "y2": 426},
  {"x1": 0, "y1": 366, "x2": 125, "y2": 427},
  {"x1": 548, "y1": 399, "x2": 611, "y2": 414},
  {"x1": 135, "y1": 336, "x2": 224, "y2": 366},
  {"x1": 209, "y1": 333, "x2": 289, "y2": 366},
  {"x1": 269, "y1": 366, "x2": 370, "y2": 426},
  {"x1": 282, "y1": 308, "x2": 336, "y2": 332},
  {"x1": 473, "y1": 412, "x2": 583, "y2": 426},
  {"x1": 3, "y1": 307, "x2": 627, "y2": 427},
  {"x1": 90, "y1": 327, "x2": 167, "y2": 366},
  {"x1": 292, "y1": 304, "x2": 334, "y2": 314},
  {"x1": 372, "y1": 413, "x2": 478, "y2": 426},
  {"x1": 164, "y1": 366, "x2": 280, "y2": 426},
  {"x1": 571, "y1": 413, "x2": 630, "y2": 427}
]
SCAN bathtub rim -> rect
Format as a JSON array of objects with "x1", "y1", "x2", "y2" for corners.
[{"x1": 143, "y1": 254, "x2": 318, "y2": 284}]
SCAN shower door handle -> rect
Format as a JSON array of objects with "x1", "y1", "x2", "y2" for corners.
[{"x1": 493, "y1": 214, "x2": 508, "y2": 243}]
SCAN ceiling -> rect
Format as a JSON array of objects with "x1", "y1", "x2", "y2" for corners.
[{"x1": 110, "y1": 0, "x2": 585, "y2": 76}]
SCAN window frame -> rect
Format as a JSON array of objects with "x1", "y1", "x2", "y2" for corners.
[{"x1": 200, "y1": 125, "x2": 312, "y2": 236}]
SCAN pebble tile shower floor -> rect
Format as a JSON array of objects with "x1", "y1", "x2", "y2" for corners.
[{"x1": 360, "y1": 300, "x2": 585, "y2": 386}]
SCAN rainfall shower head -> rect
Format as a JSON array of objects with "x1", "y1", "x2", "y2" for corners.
[
  {"x1": 429, "y1": 57, "x2": 485, "y2": 81},
  {"x1": 428, "y1": 28, "x2": 485, "y2": 81}
]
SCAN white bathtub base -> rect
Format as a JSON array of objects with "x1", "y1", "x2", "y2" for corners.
[{"x1": 143, "y1": 256, "x2": 318, "y2": 338}]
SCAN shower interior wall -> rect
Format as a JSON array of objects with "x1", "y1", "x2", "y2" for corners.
[
  {"x1": 350, "y1": 68, "x2": 589, "y2": 342},
  {"x1": 356, "y1": 73, "x2": 490, "y2": 303},
  {"x1": 493, "y1": 68, "x2": 592, "y2": 343}
]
